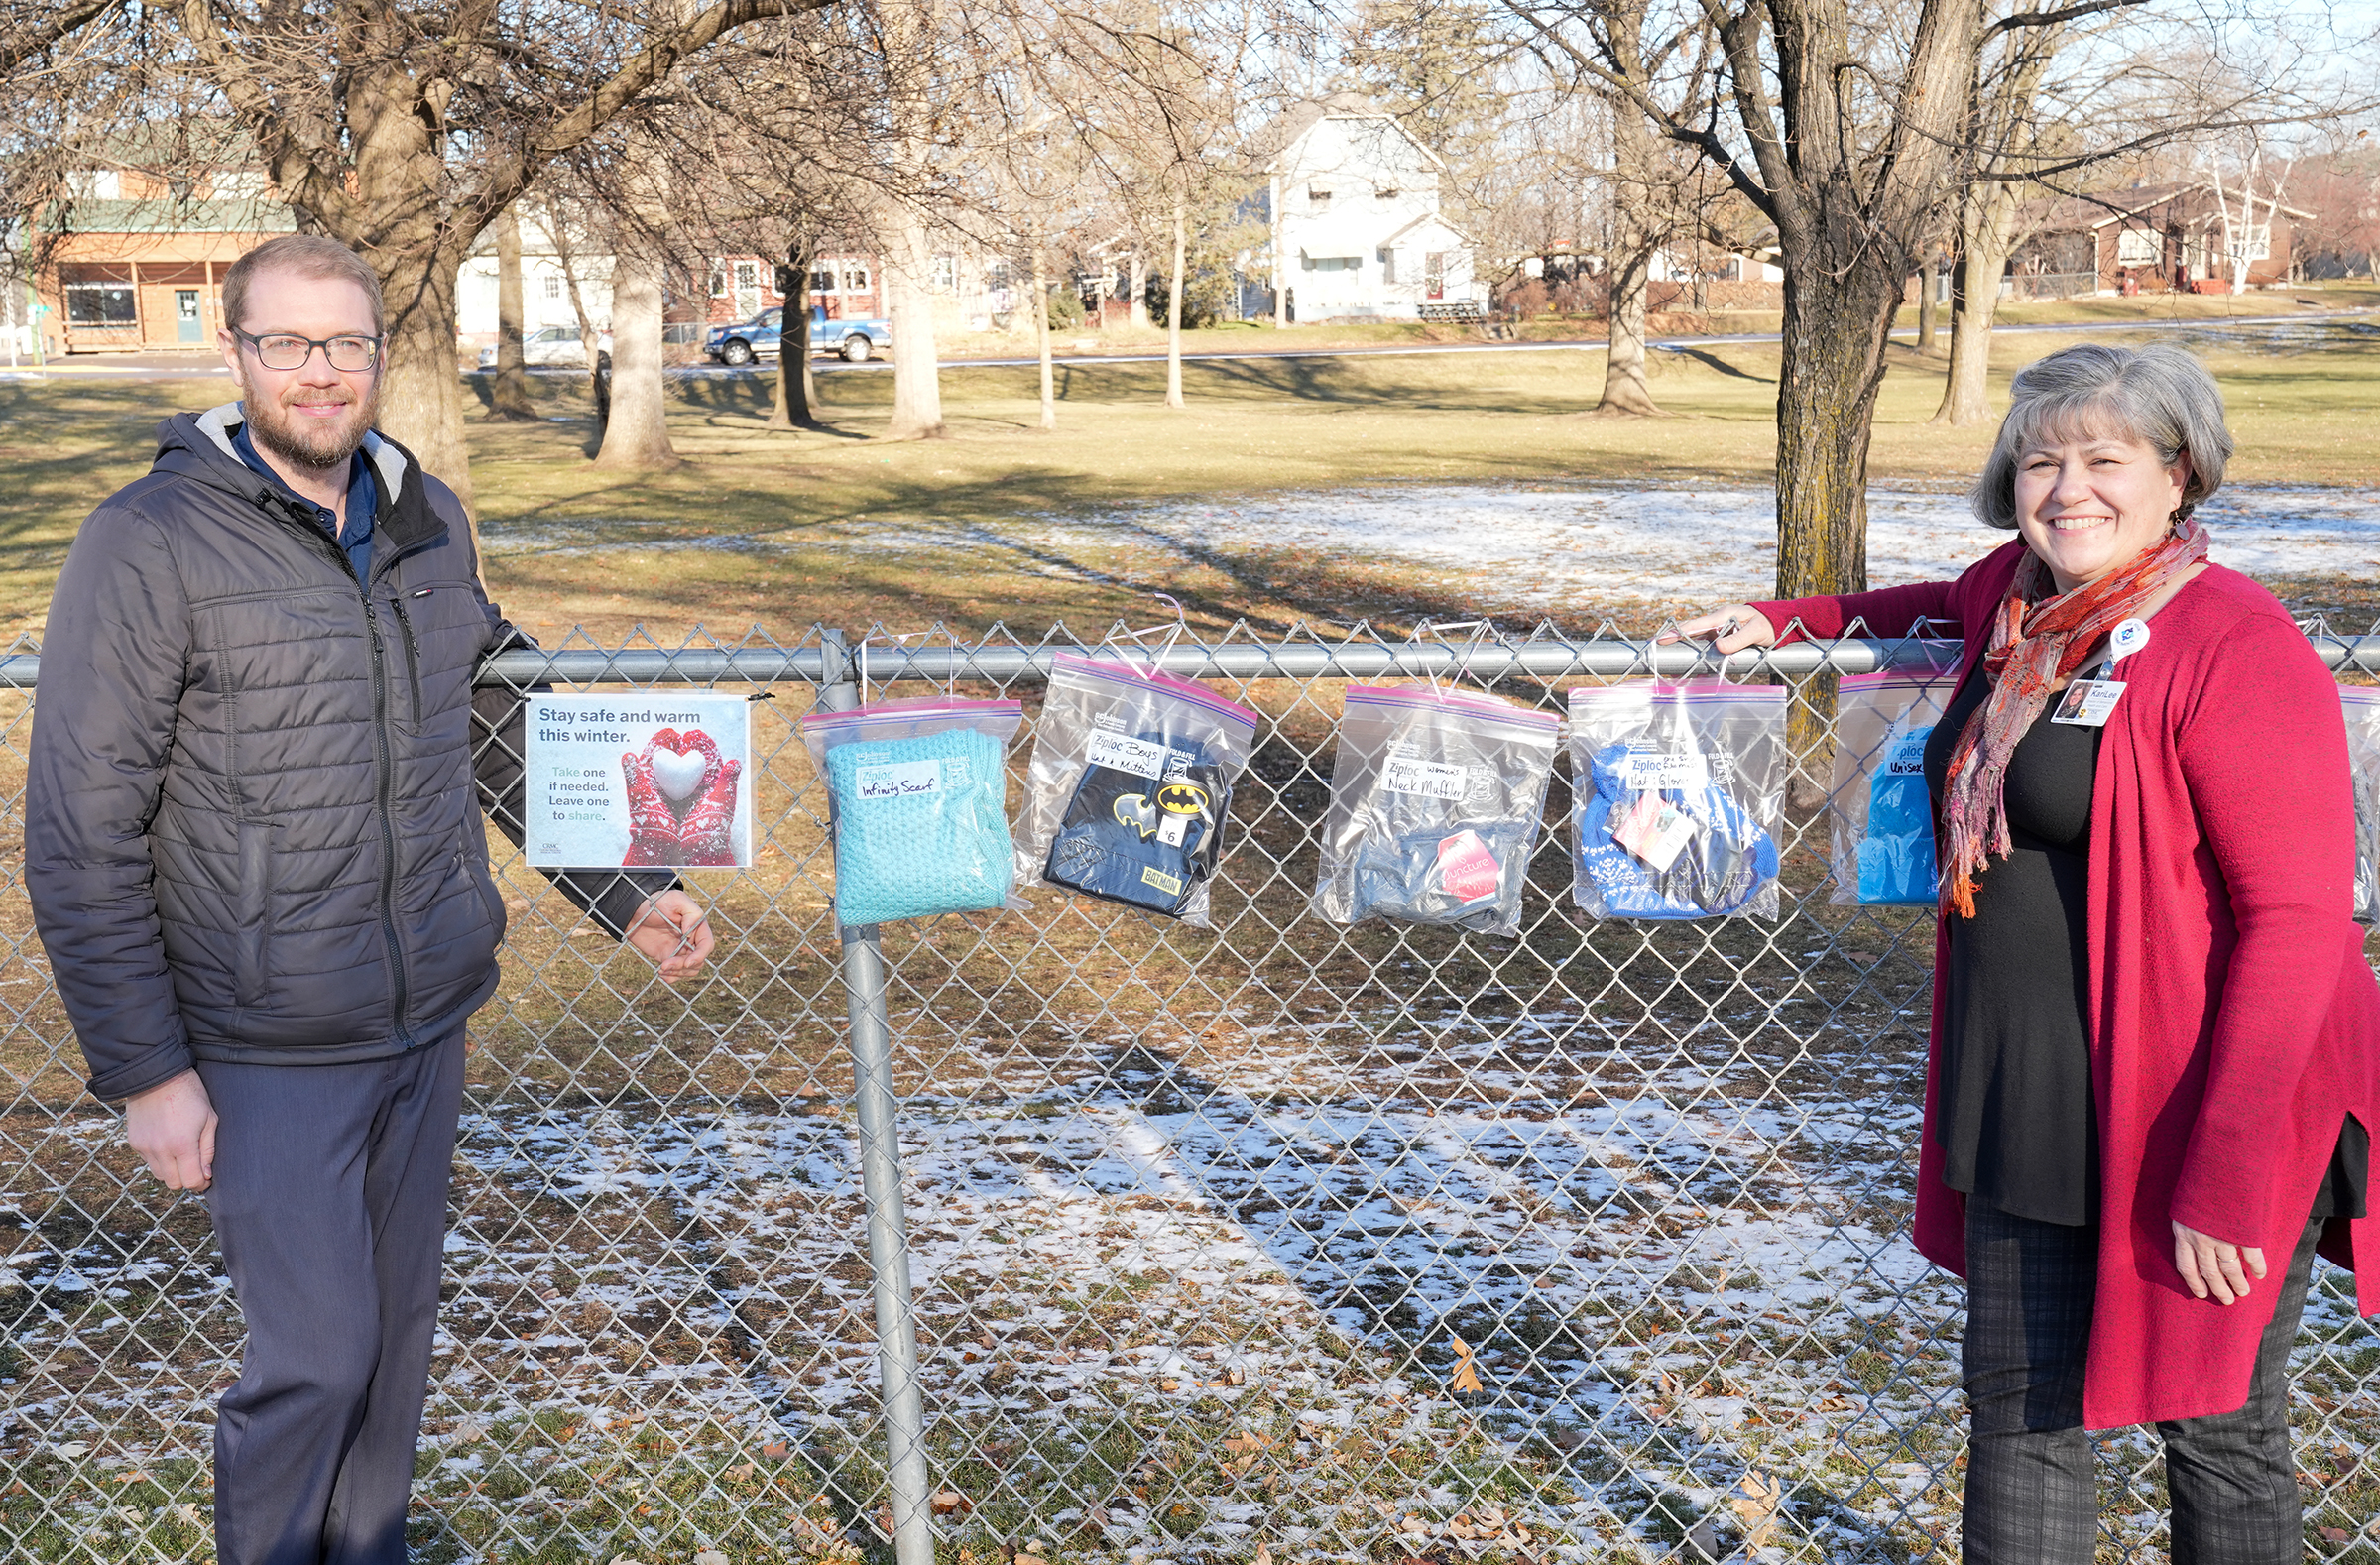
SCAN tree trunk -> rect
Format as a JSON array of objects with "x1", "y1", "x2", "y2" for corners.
[
  {"x1": 1032, "y1": 226, "x2": 1055, "y2": 430},
  {"x1": 1164, "y1": 198, "x2": 1185, "y2": 410},
  {"x1": 376, "y1": 246, "x2": 476, "y2": 510},
  {"x1": 1916, "y1": 252, "x2": 1939, "y2": 356},
  {"x1": 1595, "y1": 241, "x2": 1661, "y2": 416},
  {"x1": 542, "y1": 208, "x2": 606, "y2": 424},
  {"x1": 490, "y1": 209, "x2": 538, "y2": 421},
  {"x1": 770, "y1": 244, "x2": 819, "y2": 430},
  {"x1": 883, "y1": 218, "x2": 944, "y2": 439},
  {"x1": 1772, "y1": 264, "x2": 1904, "y2": 602},
  {"x1": 593, "y1": 243, "x2": 677, "y2": 470},
  {"x1": 1130, "y1": 250, "x2": 1149, "y2": 328},
  {"x1": 1931, "y1": 184, "x2": 2020, "y2": 426}
]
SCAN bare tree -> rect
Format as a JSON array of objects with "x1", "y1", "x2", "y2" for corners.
[{"x1": 29, "y1": 0, "x2": 836, "y2": 506}]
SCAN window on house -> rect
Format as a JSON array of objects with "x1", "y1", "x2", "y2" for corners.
[
  {"x1": 1374, "y1": 186, "x2": 1397, "y2": 200},
  {"x1": 2115, "y1": 228, "x2": 2161, "y2": 267},
  {"x1": 64, "y1": 284, "x2": 136, "y2": 325},
  {"x1": 709, "y1": 267, "x2": 729, "y2": 298},
  {"x1": 810, "y1": 269, "x2": 837, "y2": 294},
  {"x1": 1308, "y1": 187, "x2": 1333, "y2": 208},
  {"x1": 2231, "y1": 223, "x2": 2271, "y2": 261},
  {"x1": 931, "y1": 254, "x2": 957, "y2": 292},
  {"x1": 845, "y1": 265, "x2": 870, "y2": 292},
  {"x1": 734, "y1": 260, "x2": 760, "y2": 291},
  {"x1": 543, "y1": 275, "x2": 563, "y2": 299}
]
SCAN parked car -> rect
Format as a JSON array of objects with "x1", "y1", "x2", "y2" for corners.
[
  {"x1": 704, "y1": 305, "x2": 892, "y2": 365},
  {"x1": 475, "y1": 324, "x2": 611, "y2": 369}
]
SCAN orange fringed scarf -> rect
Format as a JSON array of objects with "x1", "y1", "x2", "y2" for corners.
[{"x1": 1937, "y1": 516, "x2": 2209, "y2": 918}]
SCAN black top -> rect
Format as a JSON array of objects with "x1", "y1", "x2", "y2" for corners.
[
  {"x1": 1924, "y1": 664, "x2": 2104, "y2": 1224},
  {"x1": 1923, "y1": 662, "x2": 2369, "y2": 1228}
]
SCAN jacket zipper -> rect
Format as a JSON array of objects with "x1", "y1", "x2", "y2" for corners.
[
  {"x1": 389, "y1": 591, "x2": 425, "y2": 725},
  {"x1": 270, "y1": 496, "x2": 417, "y2": 1045}
]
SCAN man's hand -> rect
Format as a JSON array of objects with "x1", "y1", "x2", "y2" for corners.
[
  {"x1": 2173, "y1": 1219, "x2": 2266, "y2": 1306},
  {"x1": 125, "y1": 1071, "x2": 217, "y2": 1192},
  {"x1": 625, "y1": 890, "x2": 716, "y2": 981}
]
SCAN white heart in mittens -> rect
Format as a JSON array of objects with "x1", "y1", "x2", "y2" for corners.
[{"x1": 651, "y1": 747, "x2": 708, "y2": 802}]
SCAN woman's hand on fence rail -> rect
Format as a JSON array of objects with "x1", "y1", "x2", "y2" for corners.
[
  {"x1": 125, "y1": 1070, "x2": 217, "y2": 1192},
  {"x1": 626, "y1": 891, "x2": 717, "y2": 982},
  {"x1": 1661, "y1": 605, "x2": 1779, "y2": 655},
  {"x1": 2172, "y1": 1219, "x2": 2266, "y2": 1306}
]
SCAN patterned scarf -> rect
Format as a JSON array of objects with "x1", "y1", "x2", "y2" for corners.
[{"x1": 1938, "y1": 516, "x2": 2209, "y2": 918}]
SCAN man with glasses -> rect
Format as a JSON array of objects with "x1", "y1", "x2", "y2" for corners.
[{"x1": 25, "y1": 234, "x2": 718, "y2": 1565}]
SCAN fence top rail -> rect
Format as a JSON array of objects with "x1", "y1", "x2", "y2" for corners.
[{"x1": 0, "y1": 633, "x2": 2369, "y2": 691}]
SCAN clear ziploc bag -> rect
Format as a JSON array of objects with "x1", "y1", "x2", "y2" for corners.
[
  {"x1": 1313, "y1": 684, "x2": 1559, "y2": 934},
  {"x1": 1569, "y1": 679, "x2": 1786, "y2": 920},
  {"x1": 1830, "y1": 658, "x2": 1962, "y2": 906},
  {"x1": 1015, "y1": 652, "x2": 1261, "y2": 927},
  {"x1": 800, "y1": 696, "x2": 1025, "y2": 926},
  {"x1": 2345, "y1": 687, "x2": 2380, "y2": 925}
]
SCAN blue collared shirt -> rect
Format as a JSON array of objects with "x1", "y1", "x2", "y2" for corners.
[{"x1": 231, "y1": 412, "x2": 378, "y2": 582}]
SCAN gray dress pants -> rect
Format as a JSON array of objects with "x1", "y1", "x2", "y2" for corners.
[
  {"x1": 1961, "y1": 1200, "x2": 2324, "y2": 1565},
  {"x1": 197, "y1": 1029, "x2": 465, "y2": 1565}
]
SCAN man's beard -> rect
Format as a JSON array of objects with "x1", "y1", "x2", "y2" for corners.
[{"x1": 244, "y1": 381, "x2": 379, "y2": 471}]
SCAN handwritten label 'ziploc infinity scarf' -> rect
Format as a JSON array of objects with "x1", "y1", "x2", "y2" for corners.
[{"x1": 1938, "y1": 516, "x2": 2210, "y2": 918}]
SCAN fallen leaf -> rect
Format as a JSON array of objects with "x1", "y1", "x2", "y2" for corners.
[
  {"x1": 449, "y1": 1419, "x2": 488, "y2": 1445},
  {"x1": 1253, "y1": 1545, "x2": 1273, "y2": 1565},
  {"x1": 1159, "y1": 1379, "x2": 1181, "y2": 1392},
  {"x1": 693, "y1": 1552, "x2": 730, "y2": 1565},
  {"x1": 1221, "y1": 1432, "x2": 1274, "y2": 1455},
  {"x1": 931, "y1": 1491, "x2": 972, "y2": 1516},
  {"x1": 2319, "y1": 1526, "x2": 2350, "y2": 1544},
  {"x1": 874, "y1": 1505, "x2": 894, "y2": 1537},
  {"x1": 724, "y1": 1463, "x2": 755, "y2": 1483},
  {"x1": 1447, "y1": 1337, "x2": 1484, "y2": 1394},
  {"x1": 1013, "y1": 1553, "x2": 1051, "y2": 1565},
  {"x1": 1731, "y1": 1468, "x2": 1784, "y2": 1552},
  {"x1": 761, "y1": 1441, "x2": 789, "y2": 1460}
]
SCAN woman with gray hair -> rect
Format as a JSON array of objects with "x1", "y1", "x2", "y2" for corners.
[{"x1": 1677, "y1": 341, "x2": 2377, "y2": 1562}]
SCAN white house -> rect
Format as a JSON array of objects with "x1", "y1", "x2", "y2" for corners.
[
  {"x1": 1261, "y1": 95, "x2": 1482, "y2": 322},
  {"x1": 455, "y1": 212, "x2": 613, "y2": 343}
]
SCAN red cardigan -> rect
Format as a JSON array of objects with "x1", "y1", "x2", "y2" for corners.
[{"x1": 1757, "y1": 541, "x2": 2380, "y2": 1427}]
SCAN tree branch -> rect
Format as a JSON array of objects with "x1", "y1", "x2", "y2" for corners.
[
  {"x1": 469, "y1": 0, "x2": 837, "y2": 233},
  {"x1": 176, "y1": 0, "x2": 360, "y2": 234},
  {"x1": 1987, "y1": 0, "x2": 2144, "y2": 37},
  {"x1": 1, "y1": 0, "x2": 115, "y2": 76}
]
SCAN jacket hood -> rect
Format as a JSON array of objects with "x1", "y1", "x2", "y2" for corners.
[{"x1": 152, "y1": 404, "x2": 439, "y2": 561}]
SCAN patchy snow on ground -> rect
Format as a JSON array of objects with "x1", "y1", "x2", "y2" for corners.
[{"x1": 1027, "y1": 482, "x2": 2380, "y2": 609}]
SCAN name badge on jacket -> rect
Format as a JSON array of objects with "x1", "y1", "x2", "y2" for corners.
[{"x1": 2050, "y1": 616, "x2": 2149, "y2": 728}]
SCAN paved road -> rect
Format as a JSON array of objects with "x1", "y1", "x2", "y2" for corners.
[{"x1": 7, "y1": 305, "x2": 2370, "y2": 382}]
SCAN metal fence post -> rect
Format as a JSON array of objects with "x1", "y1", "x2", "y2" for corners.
[{"x1": 821, "y1": 628, "x2": 937, "y2": 1565}]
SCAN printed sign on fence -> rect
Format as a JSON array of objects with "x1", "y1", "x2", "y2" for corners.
[{"x1": 523, "y1": 693, "x2": 754, "y2": 868}]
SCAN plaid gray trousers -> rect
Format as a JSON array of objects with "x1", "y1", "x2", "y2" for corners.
[{"x1": 1960, "y1": 1201, "x2": 2324, "y2": 1564}]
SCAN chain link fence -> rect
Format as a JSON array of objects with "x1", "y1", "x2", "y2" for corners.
[{"x1": 2, "y1": 620, "x2": 2376, "y2": 1565}]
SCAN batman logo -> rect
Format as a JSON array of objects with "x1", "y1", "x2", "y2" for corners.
[
  {"x1": 1156, "y1": 782, "x2": 1210, "y2": 817},
  {"x1": 1113, "y1": 793, "x2": 1161, "y2": 839}
]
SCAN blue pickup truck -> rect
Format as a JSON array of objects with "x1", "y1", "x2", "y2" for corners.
[{"x1": 705, "y1": 305, "x2": 892, "y2": 366}]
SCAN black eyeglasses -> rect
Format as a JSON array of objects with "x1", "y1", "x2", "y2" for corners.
[{"x1": 233, "y1": 327, "x2": 382, "y2": 373}]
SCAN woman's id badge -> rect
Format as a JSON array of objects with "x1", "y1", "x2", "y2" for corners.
[
  {"x1": 2050, "y1": 678, "x2": 2125, "y2": 726},
  {"x1": 2051, "y1": 616, "x2": 2147, "y2": 728}
]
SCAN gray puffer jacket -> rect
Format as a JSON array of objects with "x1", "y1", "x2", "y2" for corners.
[{"x1": 27, "y1": 406, "x2": 669, "y2": 1102}]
